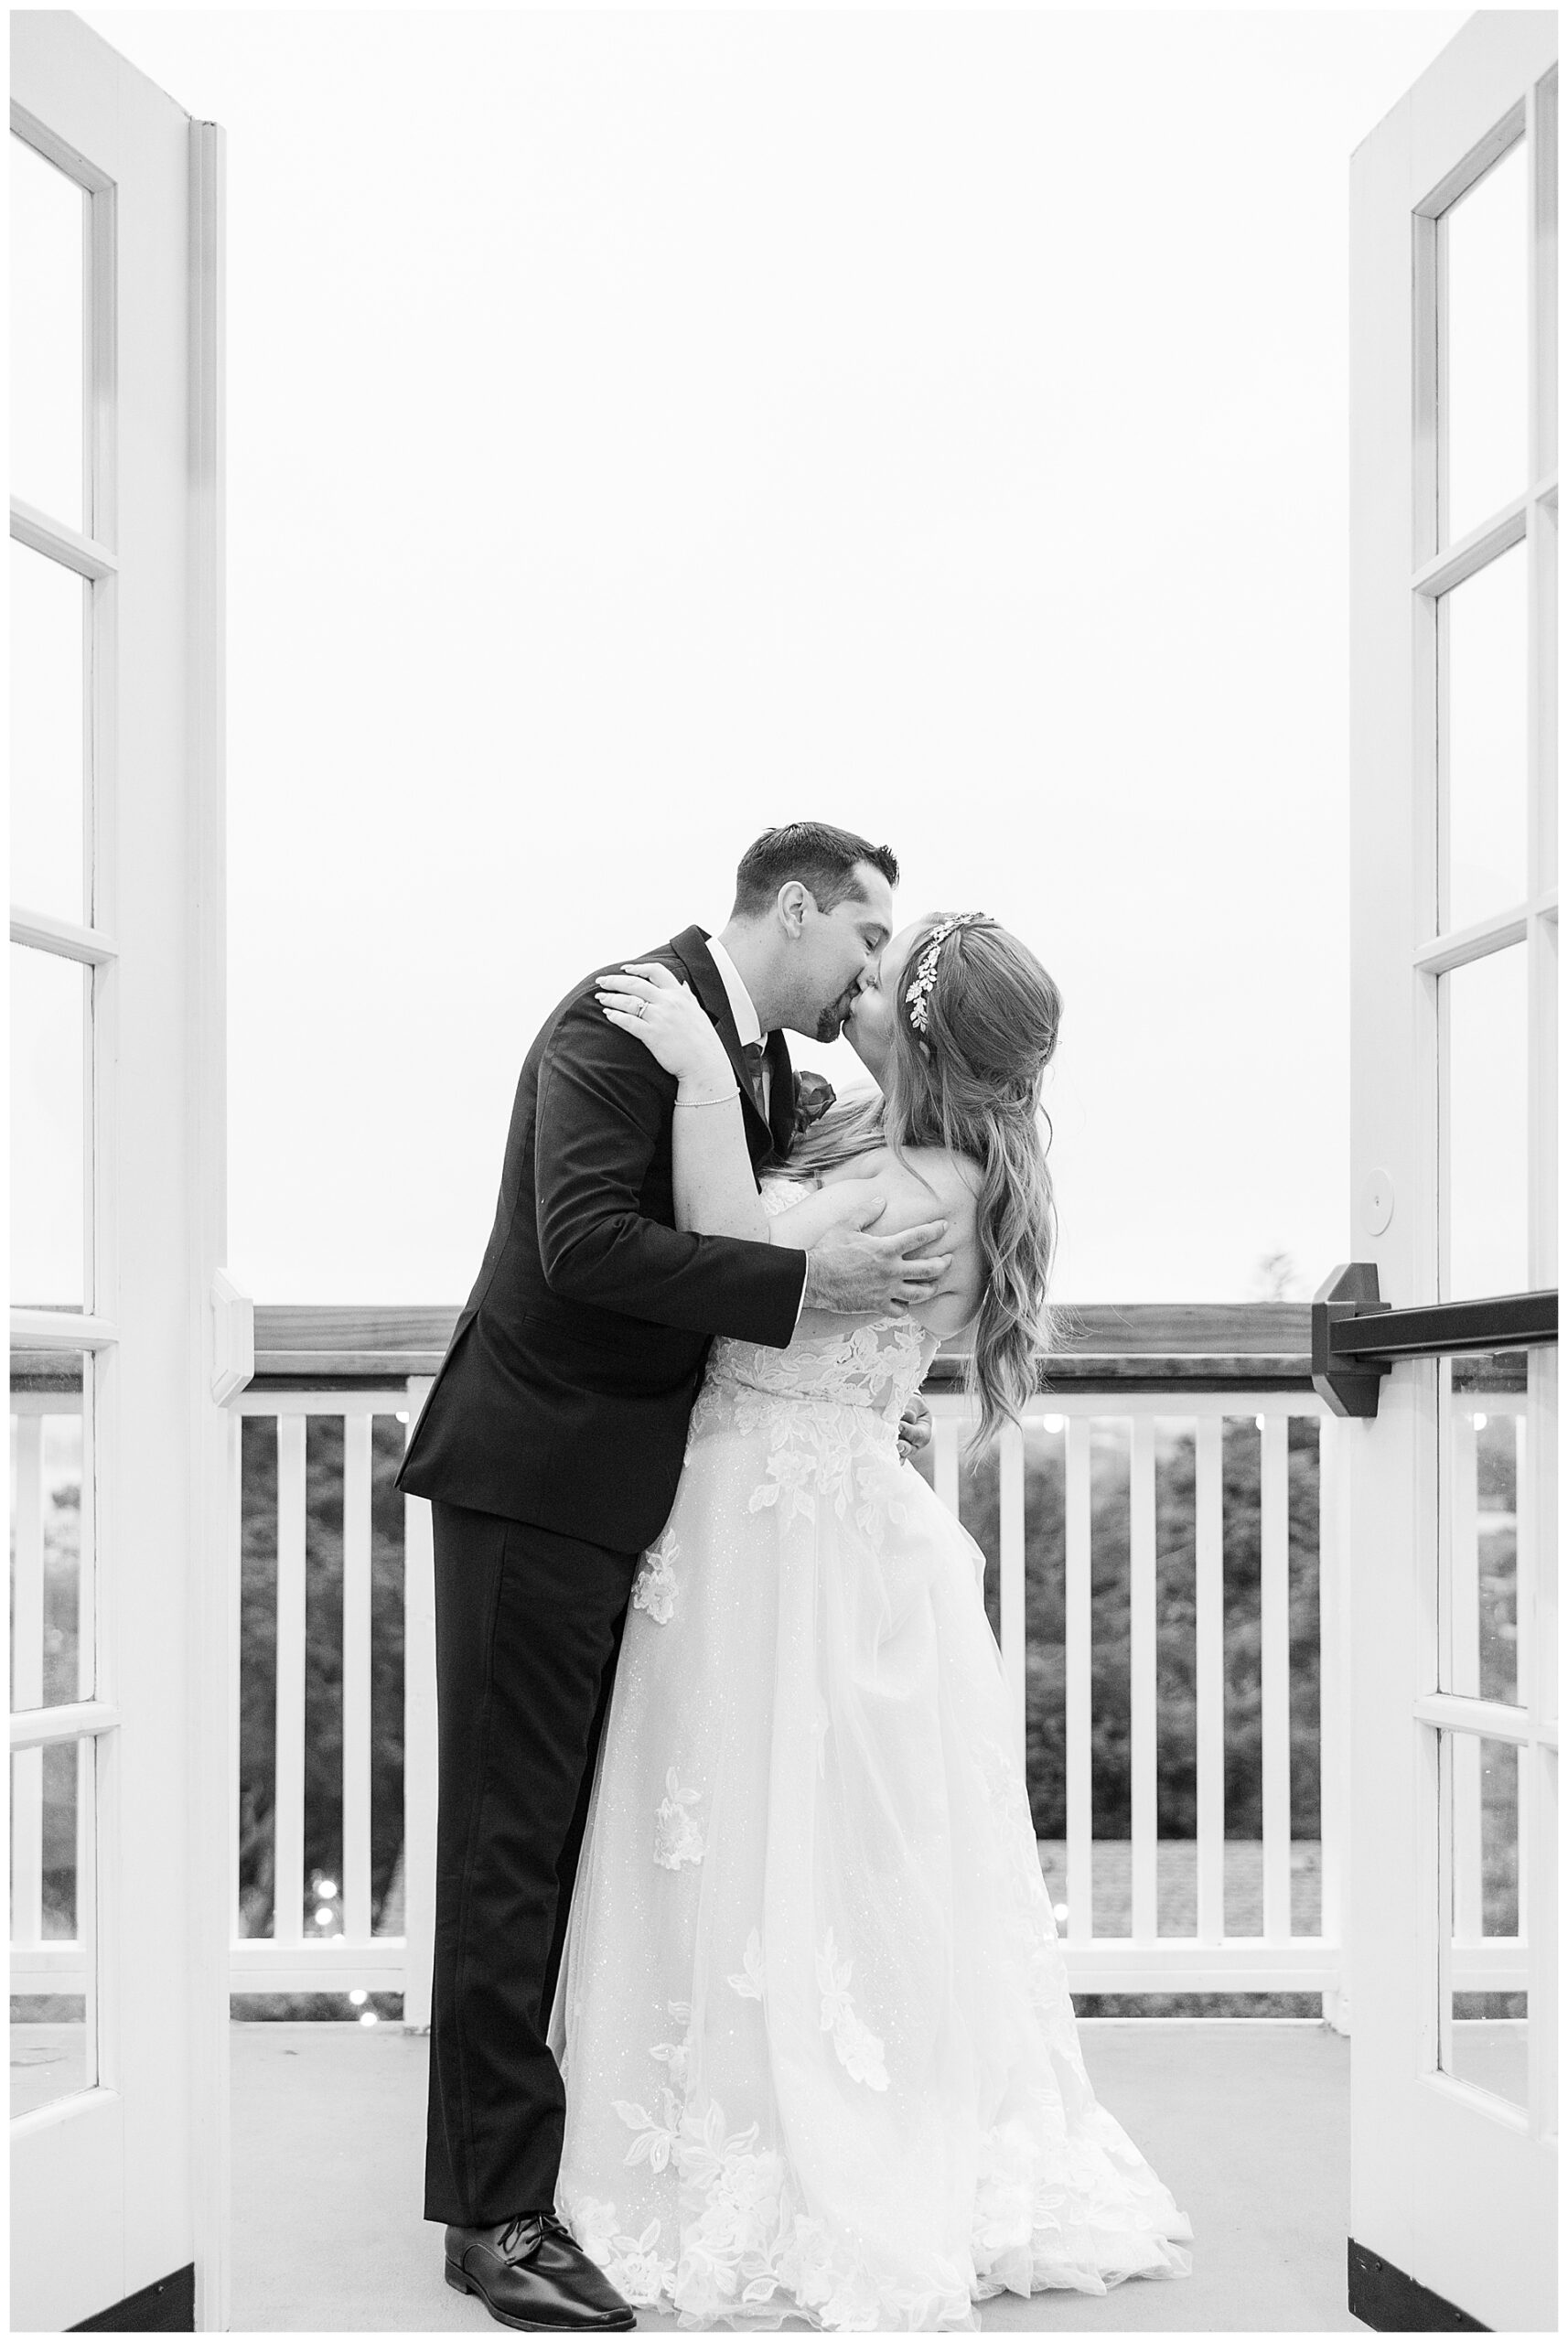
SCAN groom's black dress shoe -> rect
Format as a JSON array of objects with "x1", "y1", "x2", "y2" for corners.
[{"x1": 445, "y1": 2215, "x2": 636, "y2": 2333}]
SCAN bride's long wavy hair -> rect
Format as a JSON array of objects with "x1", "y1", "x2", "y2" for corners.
[{"x1": 792, "y1": 915, "x2": 1063, "y2": 1456}]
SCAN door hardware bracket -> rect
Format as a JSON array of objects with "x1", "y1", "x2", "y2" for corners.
[
  {"x1": 1312, "y1": 1264, "x2": 1558, "y2": 1417},
  {"x1": 1312, "y1": 1262, "x2": 1391, "y2": 1417}
]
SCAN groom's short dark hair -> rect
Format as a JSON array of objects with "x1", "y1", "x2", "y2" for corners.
[{"x1": 732, "y1": 822, "x2": 899, "y2": 918}]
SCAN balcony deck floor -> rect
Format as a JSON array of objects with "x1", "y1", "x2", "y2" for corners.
[{"x1": 231, "y1": 2018, "x2": 1357, "y2": 2332}]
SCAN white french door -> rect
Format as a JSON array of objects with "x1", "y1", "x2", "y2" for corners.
[
  {"x1": 10, "y1": 14, "x2": 235, "y2": 2331},
  {"x1": 1345, "y1": 10, "x2": 1556, "y2": 2332}
]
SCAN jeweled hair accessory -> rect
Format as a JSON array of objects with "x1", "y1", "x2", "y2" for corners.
[{"x1": 904, "y1": 913, "x2": 989, "y2": 1033}]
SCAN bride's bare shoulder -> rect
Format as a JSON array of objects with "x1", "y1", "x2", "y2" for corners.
[
  {"x1": 896, "y1": 1144, "x2": 982, "y2": 1209},
  {"x1": 826, "y1": 1144, "x2": 982, "y2": 1231}
]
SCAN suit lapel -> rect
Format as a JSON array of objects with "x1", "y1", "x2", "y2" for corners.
[{"x1": 668, "y1": 926, "x2": 775, "y2": 1159}]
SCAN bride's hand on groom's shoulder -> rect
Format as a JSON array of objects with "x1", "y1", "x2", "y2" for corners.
[{"x1": 596, "y1": 962, "x2": 736, "y2": 1090}]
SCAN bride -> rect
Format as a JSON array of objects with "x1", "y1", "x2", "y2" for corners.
[{"x1": 549, "y1": 912, "x2": 1192, "y2": 2331}]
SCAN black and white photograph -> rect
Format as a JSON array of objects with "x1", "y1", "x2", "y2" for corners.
[{"x1": 8, "y1": 5, "x2": 1559, "y2": 2335}]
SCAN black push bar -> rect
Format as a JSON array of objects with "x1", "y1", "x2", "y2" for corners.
[{"x1": 1312, "y1": 1263, "x2": 1558, "y2": 1418}]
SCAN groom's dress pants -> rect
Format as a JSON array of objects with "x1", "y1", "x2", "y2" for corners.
[{"x1": 424, "y1": 1499, "x2": 639, "y2": 2225}]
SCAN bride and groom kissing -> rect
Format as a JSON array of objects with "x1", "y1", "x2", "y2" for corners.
[{"x1": 396, "y1": 821, "x2": 1191, "y2": 2333}]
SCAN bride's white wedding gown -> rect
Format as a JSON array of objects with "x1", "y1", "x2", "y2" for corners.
[{"x1": 552, "y1": 1177, "x2": 1192, "y2": 2331}]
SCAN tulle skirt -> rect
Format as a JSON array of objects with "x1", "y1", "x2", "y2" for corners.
[{"x1": 551, "y1": 1381, "x2": 1192, "y2": 2330}]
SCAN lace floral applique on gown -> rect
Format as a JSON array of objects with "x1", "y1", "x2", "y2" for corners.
[{"x1": 550, "y1": 1177, "x2": 1192, "y2": 2331}]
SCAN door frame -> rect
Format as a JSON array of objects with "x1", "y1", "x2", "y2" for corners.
[
  {"x1": 9, "y1": 13, "x2": 232, "y2": 2330},
  {"x1": 1347, "y1": 9, "x2": 1557, "y2": 2331}
]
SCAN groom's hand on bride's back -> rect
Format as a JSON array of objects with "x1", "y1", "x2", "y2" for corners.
[{"x1": 801, "y1": 1195, "x2": 951, "y2": 1316}]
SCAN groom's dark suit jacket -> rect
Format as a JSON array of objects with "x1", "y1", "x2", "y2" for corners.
[{"x1": 396, "y1": 925, "x2": 807, "y2": 1553}]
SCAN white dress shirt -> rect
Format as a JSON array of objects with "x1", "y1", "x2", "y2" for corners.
[
  {"x1": 704, "y1": 933, "x2": 809, "y2": 1330},
  {"x1": 705, "y1": 933, "x2": 768, "y2": 1113}
]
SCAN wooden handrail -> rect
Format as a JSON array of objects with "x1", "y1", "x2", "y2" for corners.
[{"x1": 249, "y1": 1300, "x2": 1315, "y2": 1391}]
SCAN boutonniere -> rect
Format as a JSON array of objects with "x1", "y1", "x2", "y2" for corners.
[{"x1": 792, "y1": 1070, "x2": 836, "y2": 1135}]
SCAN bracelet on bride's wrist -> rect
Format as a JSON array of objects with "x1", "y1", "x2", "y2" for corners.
[{"x1": 674, "y1": 1087, "x2": 740, "y2": 1109}]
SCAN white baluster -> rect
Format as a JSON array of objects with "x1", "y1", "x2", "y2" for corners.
[
  {"x1": 12, "y1": 1410, "x2": 46, "y2": 1951},
  {"x1": 402, "y1": 1381, "x2": 437, "y2": 2031},
  {"x1": 1450, "y1": 1404, "x2": 1481, "y2": 1697},
  {"x1": 72, "y1": 1383, "x2": 91, "y2": 1707},
  {"x1": 228, "y1": 1409, "x2": 243, "y2": 1947},
  {"x1": 931, "y1": 1414, "x2": 970, "y2": 1592},
  {"x1": 1451, "y1": 1728, "x2": 1486, "y2": 1960},
  {"x1": 342, "y1": 1410, "x2": 373, "y2": 1945},
  {"x1": 1512, "y1": 1736, "x2": 1529, "y2": 1951},
  {"x1": 1511, "y1": 1409, "x2": 1530, "y2": 1940},
  {"x1": 274, "y1": 1413, "x2": 307, "y2": 1948},
  {"x1": 1261, "y1": 1413, "x2": 1292, "y2": 1944},
  {"x1": 1196, "y1": 1413, "x2": 1225, "y2": 1947},
  {"x1": 1317, "y1": 1413, "x2": 1350, "y2": 2027},
  {"x1": 11, "y1": 1749, "x2": 44, "y2": 1957},
  {"x1": 13, "y1": 1410, "x2": 45, "y2": 1714},
  {"x1": 933, "y1": 1412, "x2": 960, "y2": 1519},
  {"x1": 1451, "y1": 1406, "x2": 1484, "y2": 1946},
  {"x1": 1130, "y1": 1416, "x2": 1157, "y2": 1945},
  {"x1": 77, "y1": 1733, "x2": 97, "y2": 2083},
  {"x1": 1522, "y1": 1353, "x2": 1554, "y2": 2137},
  {"x1": 1065, "y1": 1416, "x2": 1092, "y2": 1943},
  {"x1": 999, "y1": 1421, "x2": 1026, "y2": 1777}
]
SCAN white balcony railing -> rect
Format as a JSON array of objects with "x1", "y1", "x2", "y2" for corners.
[
  {"x1": 220, "y1": 1303, "x2": 1355, "y2": 2026},
  {"x1": 225, "y1": 1380, "x2": 436, "y2": 2017},
  {"x1": 7, "y1": 1305, "x2": 1529, "y2": 2035},
  {"x1": 926, "y1": 1385, "x2": 1343, "y2": 2000}
]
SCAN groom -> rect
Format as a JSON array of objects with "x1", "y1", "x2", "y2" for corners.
[{"x1": 396, "y1": 822, "x2": 950, "y2": 2332}]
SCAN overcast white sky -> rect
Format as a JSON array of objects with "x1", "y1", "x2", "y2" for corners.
[{"x1": 79, "y1": 4, "x2": 1467, "y2": 1307}]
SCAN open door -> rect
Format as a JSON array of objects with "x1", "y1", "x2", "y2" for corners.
[
  {"x1": 10, "y1": 13, "x2": 238, "y2": 2329},
  {"x1": 1340, "y1": 9, "x2": 1557, "y2": 2330}
]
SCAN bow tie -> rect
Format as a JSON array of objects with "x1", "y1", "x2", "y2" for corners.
[{"x1": 740, "y1": 1039, "x2": 768, "y2": 1115}]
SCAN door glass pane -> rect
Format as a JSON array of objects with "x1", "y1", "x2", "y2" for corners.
[
  {"x1": 10, "y1": 540, "x2": 86, "y2": 923},
  {"x1": 1441, "y1": 1352, "x2": 1525, "y2": 1704},
  {"x1": 1443, "y1": 1731, "x2": 1527, "y2": 2110},
  {"x1": 9, "y1": 133, "x2": 85, "y2": 533},
  {"x1": 1444, "y1": 943, "x2": 1527, "y2": 1300},
  {"x1": 1443, "y1": 542, "x2": 1527, "y2": 930},
  {"x1": 9, "y1": 943, "x2": 88, "y2": 1308},
  {"x1": 1442, "y1": 136, "x2": 1528, "y2": 548},
  {"x1": 10, "y1": 1353, "x2": 90, "y2": 1713},
  {"x1": 9, "y1": 1738, "x2": 93, "y2": 2116}
]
